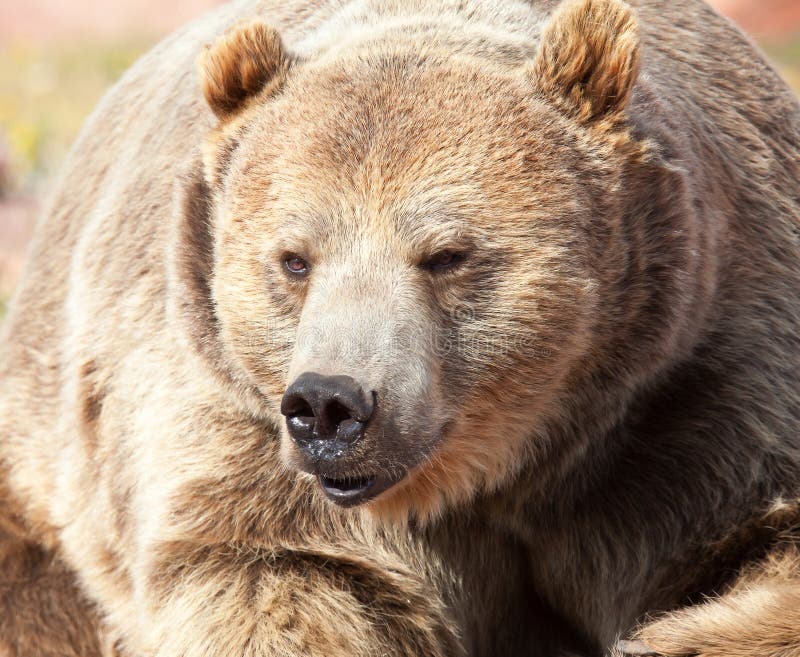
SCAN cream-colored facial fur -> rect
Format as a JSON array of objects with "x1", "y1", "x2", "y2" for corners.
[
  {"x1": 1, "y1": 0, "x2": 799, "y2": 655},
  {"x1": 200, "y1": 2, "x2": 643, "y2": 521}
]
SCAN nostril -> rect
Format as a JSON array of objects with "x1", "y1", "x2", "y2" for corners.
[
  {"x1": 281, "y1": 372, "x2": 374, "y2": 447},
  {"x1": 287, "y1": 414, "x2": 314, "y2": 438},
  {"x1": 325, "y1": 400, "x2": 352, "y2": 427},
  {"x1": 281, "y1": 394, "x2": 316, "y2": 443},
  {"x1": 285, "y1": 398, "x2": 314, "y2": 419},
  {"x1": 315, "y1": 400, "x2": 356, "y2": 438}
]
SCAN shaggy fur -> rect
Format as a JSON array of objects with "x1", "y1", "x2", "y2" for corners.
[{"x1": 1, "y1": 0, "x2": 799, "y2": 655}]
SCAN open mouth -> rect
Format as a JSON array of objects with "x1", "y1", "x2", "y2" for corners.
[
  {"x1": 318, "y1": 475, "x2": 377, "y2": 506},
  {"x1": 317, "y1": 473, "x2": 400, "y2": 507}
]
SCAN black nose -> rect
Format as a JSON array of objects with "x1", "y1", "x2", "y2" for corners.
[{"x1": 280, "y1": 372, "x2": 375, "y2": 457}]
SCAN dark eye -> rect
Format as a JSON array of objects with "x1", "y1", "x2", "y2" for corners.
[
  {"x1": 423, "y1": 250, "x2": 465, "y2": 272},
  {"x1": 284, "y1": 255, "x2": 309, "y2": 276}
]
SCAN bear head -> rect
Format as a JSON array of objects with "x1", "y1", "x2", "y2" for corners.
[{"x1": 171, "y1": 0, "x2": 697, "y2": 522}]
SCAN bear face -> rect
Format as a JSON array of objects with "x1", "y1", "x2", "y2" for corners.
[
  {"x1": 186, "y1": 1, "x2": 649, "y2": 521},
  {"x1": 4, "y1": 0, "x2": 800, "y2": 653}
]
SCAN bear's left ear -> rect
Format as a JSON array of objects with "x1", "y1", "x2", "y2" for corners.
[
  {"x1": 200, "y1": 21, "x2": 291, "y2": 120},
  {"x1": 532, "y1": 0, "x2": 640, "y2": 125}
]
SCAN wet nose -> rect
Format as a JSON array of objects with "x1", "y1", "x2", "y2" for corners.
[{"x1": 280, "y1": 372, "x2": 375, "y2": 456}]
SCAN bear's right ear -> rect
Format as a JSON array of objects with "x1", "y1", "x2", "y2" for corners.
[
  {"x1": 532, "y1": 0, "x2": 640, "y2": 126},
  {"x1": 200, "y1": 21, "x2": 290, "y2": 120}
]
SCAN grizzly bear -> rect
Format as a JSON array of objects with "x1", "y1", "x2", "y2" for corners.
[{"x1": 1, "y1": 0, "x2": 799, "y2": 655}]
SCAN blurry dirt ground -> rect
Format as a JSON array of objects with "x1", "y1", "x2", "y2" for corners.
[{"x1": 0, "y1": 0, "x2": 799, "y2": 309}]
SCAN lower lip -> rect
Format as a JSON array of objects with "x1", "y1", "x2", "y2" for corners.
[{"x1": 317, "y1": 474, "x2": 399, "y2": 507}]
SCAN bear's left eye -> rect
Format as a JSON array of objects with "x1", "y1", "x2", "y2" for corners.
[
  {"x1": 422, "y1": 250, "x2": 466, "y2": 273},
  {"x1": 284, "y1": 255, "x2": 310, "y2": 276}
]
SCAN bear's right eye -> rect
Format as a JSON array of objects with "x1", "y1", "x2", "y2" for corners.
[
  {"x1": 422, "y1": 250, "x2": 466, "y2": 273},
  {"x1": 284, "y1": 255, "x2": 310, "y2": 277}
]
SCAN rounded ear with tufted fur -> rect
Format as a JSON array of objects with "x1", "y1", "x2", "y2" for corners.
[
  {"x1": 200, "y1": 21, "x2": 290, "y2": 120},
  {"x1": 532, "y1": 0, "x2": 640, "y2": 125}
]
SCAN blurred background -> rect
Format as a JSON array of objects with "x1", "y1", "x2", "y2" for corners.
[{"x1": 0, "y1": 0, "x2": 799, "y2": 313}]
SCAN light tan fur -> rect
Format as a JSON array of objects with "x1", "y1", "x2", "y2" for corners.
[{"x1": 1, "y1": 0, "x2": 799, "y2": 655}]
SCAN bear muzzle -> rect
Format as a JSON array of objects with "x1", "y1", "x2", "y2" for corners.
[
  {"x1": 281, "y1": 371, "x2": 405, "y2": 506},
  {"x1": 281, "y1": 371, "x2": 374, "y2": 448}
]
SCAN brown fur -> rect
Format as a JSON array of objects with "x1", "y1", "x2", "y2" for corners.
[
  {"x1": 614, "y1": 501, "x2": 800, "y2": 657},
  {"x1": 0, "y1": 533, "x2": 107, "y2": 657},
  {"x1": 200, "y1": 21, "x2": 290, "y2": 119},
  {"x1": 1, "y1": 0, "x2": 799, "y2": 655},
  {"x1": 636, "y1": 548, "x2": 800, "y2": 657},
  {"x1": 534, "y1": 0, "x2": 641, "y2": 124}
]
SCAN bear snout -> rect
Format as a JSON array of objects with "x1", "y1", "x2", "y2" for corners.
[
  {"x1": 281, "y1": 371, "x2": 374, "y2": 459},
  {"x1": 280, "y1": 371, "x2": 412, "y2": 506}
]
